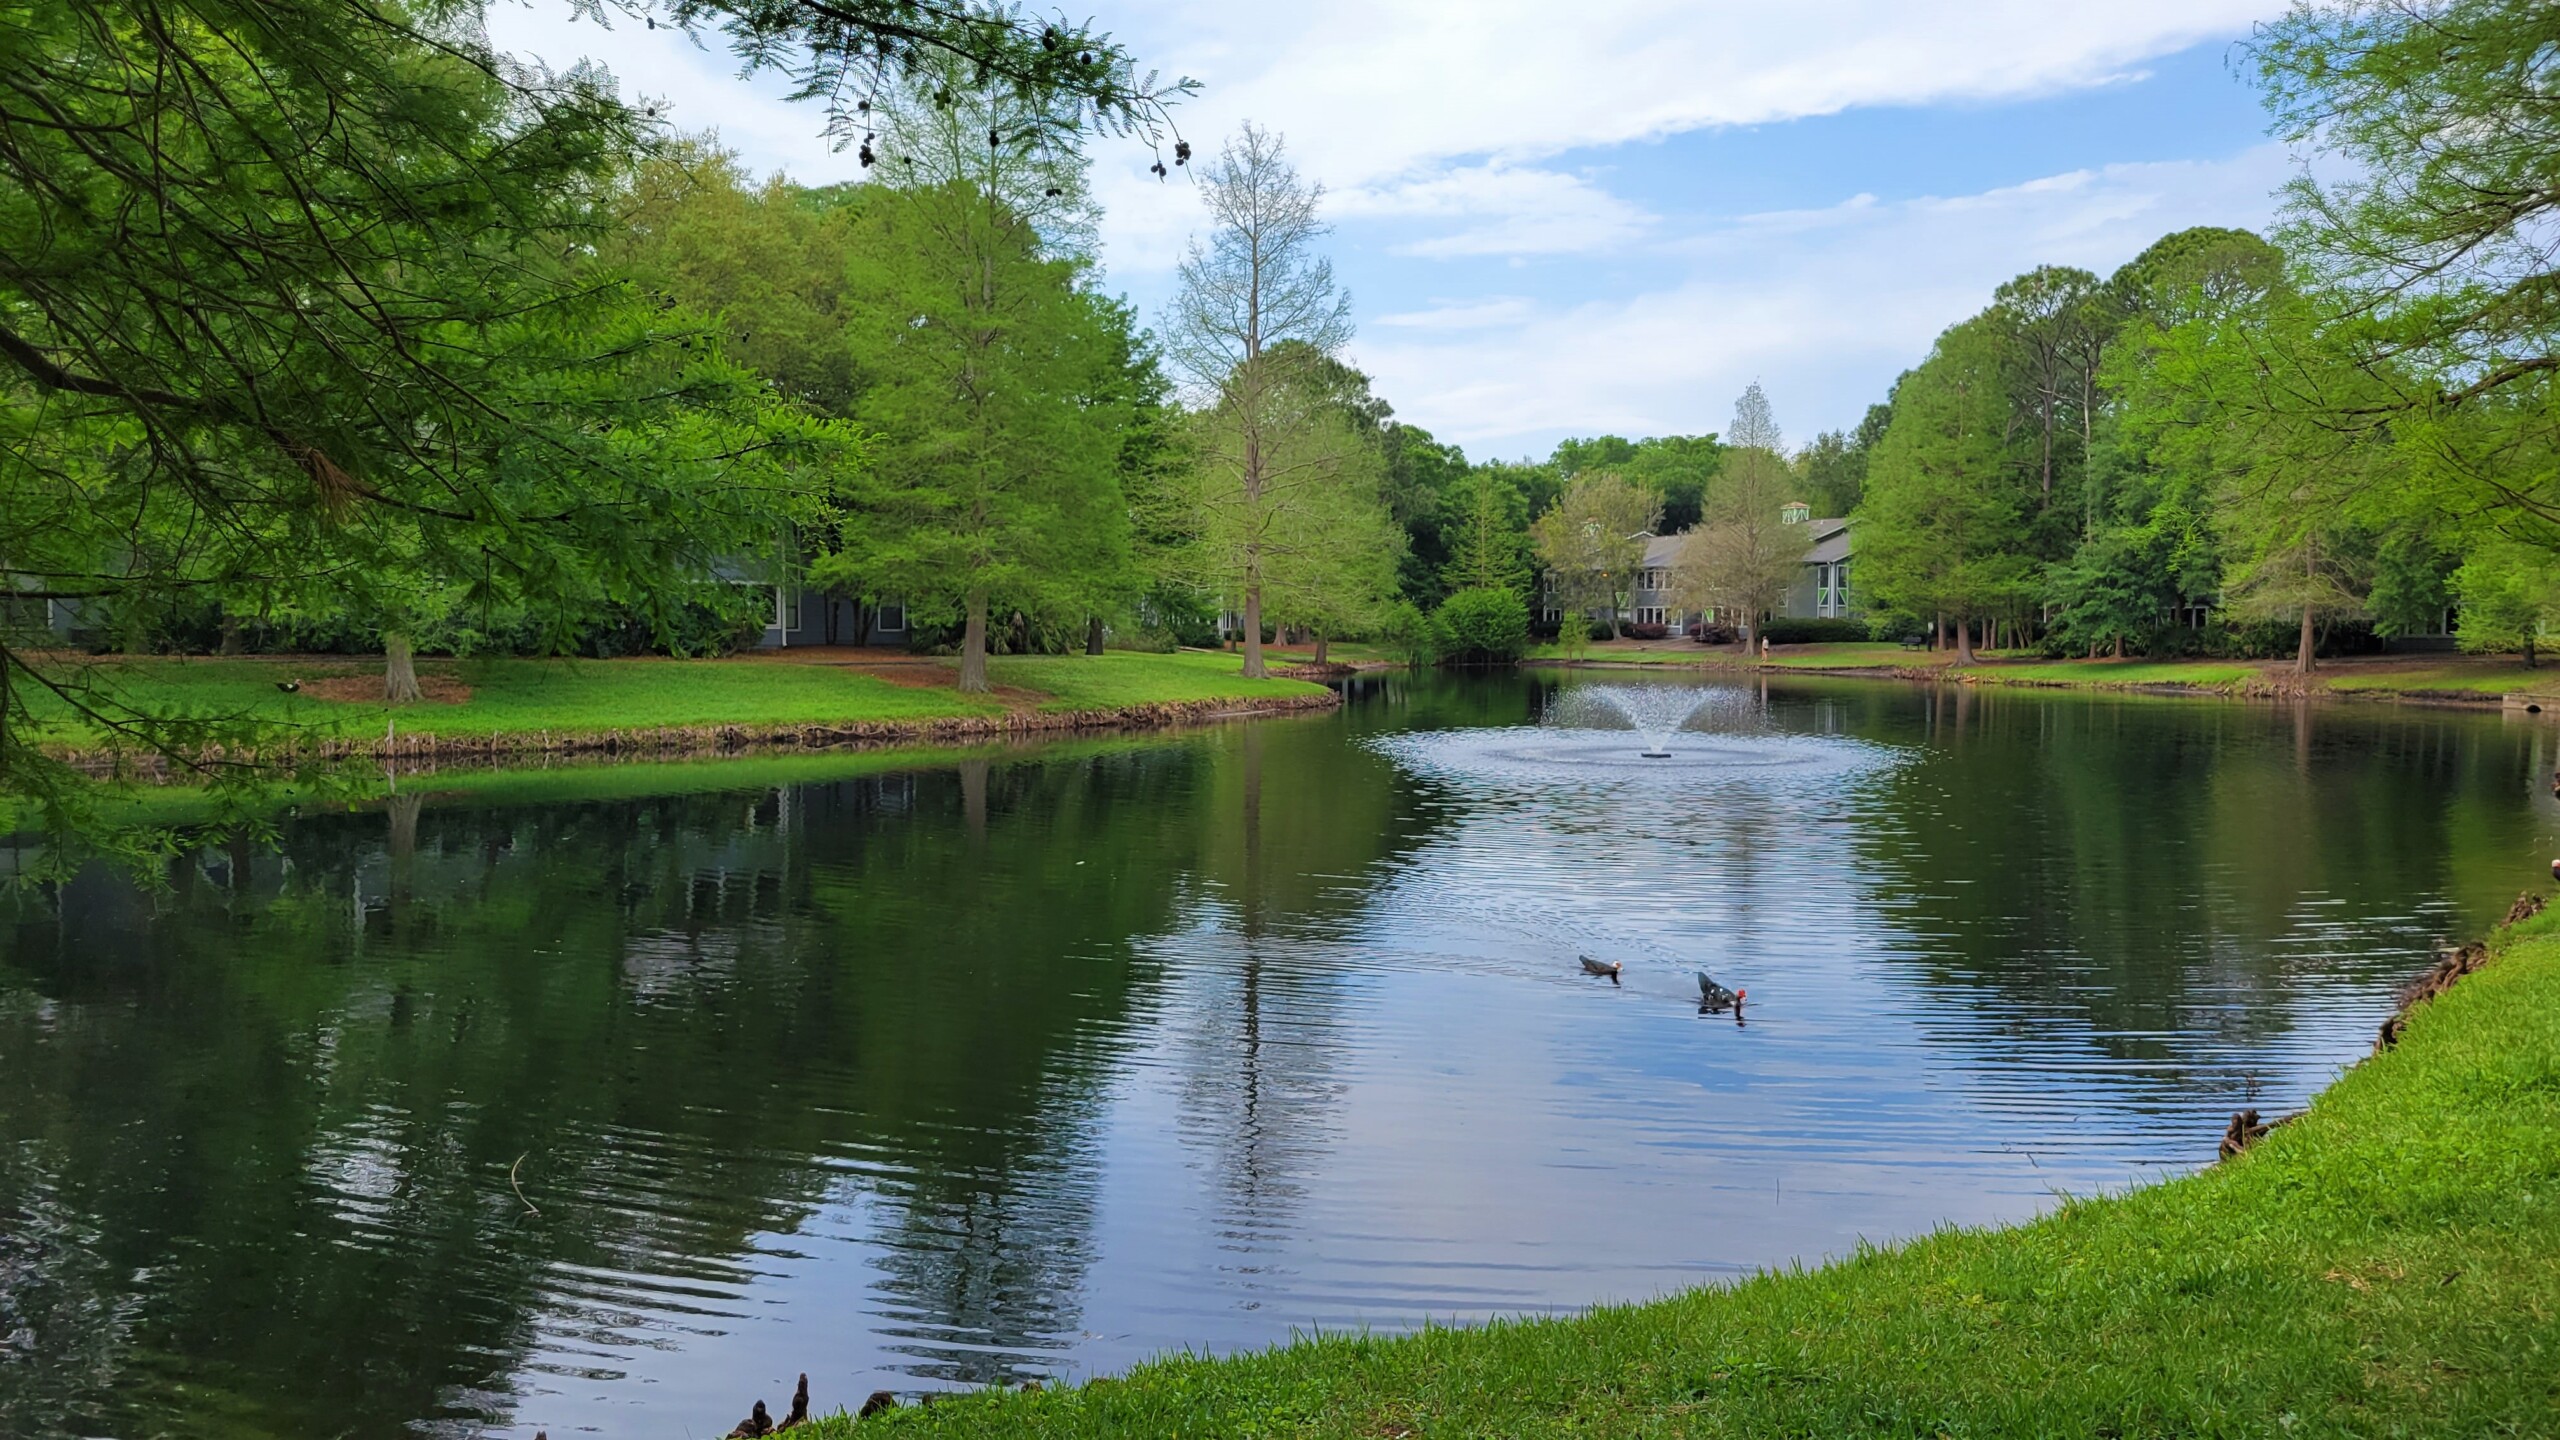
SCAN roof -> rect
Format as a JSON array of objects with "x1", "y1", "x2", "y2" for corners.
[{"x1": 1636, "y1": 518, "x2": 1851, "y2": 571}]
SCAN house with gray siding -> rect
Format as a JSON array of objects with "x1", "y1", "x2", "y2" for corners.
[{"x1": 1540, "y1": 504, "x2": 1859, "y2": 632}]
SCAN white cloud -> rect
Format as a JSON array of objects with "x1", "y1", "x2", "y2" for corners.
[
  {"x1": 475, "y1": 2, "x2": 2299, "y2": 451},
  {"x1": 1349, "y1": 146, "x2": 2296, "y2": 453},
  {"x1": 1335, "y1": 164, "x2": 1655, "y2": 258},
  {"x1": 1374, "y1": 298, "x2": 1540, "y2": 331},
  {"x1": 484, "y1": 0, "x2": 2286, "y2": 259}
]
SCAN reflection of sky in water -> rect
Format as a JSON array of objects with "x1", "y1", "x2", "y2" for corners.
[{"x1": 7, "y1": 677, "x2": 2557, "y2": 1439}]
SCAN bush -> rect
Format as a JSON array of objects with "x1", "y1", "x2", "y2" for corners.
[
  {"x1": 1626, "y1": 622, "x2": 1669, "y2": 640},
  {"x1": 1434, "y1": 586, "x2": 1530, "y2": 664},
  {"x1": 1688, "y1": 620, "x2": 1738, "y2": 645},
  {"x1": 1757, "y1": 617, "x2": 1871, "y2": 645},
  {"x1": 1377, "y1": 599, "x2": 1435, "y2": 666}
]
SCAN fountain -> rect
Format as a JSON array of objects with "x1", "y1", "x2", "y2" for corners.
[{"x1": 1565, "y1": 685, "x2": 1724, "y2": 757}]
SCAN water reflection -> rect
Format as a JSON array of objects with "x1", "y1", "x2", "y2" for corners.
[{"x1": 2, "y1": 677, "x2": 2553, "y2": 1438}]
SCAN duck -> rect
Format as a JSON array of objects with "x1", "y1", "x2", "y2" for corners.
[
  {"x1": 1696, "y1": 972, "x2": 1745, "y2": 1010},
  {"x1": 1579, "y1": 955, "x2": 1622, "y2": 984},
  {"x1": 778, "y1": 1374, "x2": 810, "y2": 1431},
  {"x1": 273, "y1": 679, "x2": 300, "y2": 693},
  {"x1": 726, "y1": 1400, "x2": 773, "y2": 1438}
]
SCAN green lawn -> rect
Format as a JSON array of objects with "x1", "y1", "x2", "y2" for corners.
[
  {"x1": 811, "y1": 910, "x2": 2560, "y2": 1437},
  {"x1": 2320, "y1": 660, "x2": 2560, "y2": 696},
  {"x1": 19, "y1": 650, "x2": 1328, "y2": 748},
  {"x1": 1954, "y1": 658, "x2": 2262, "y2": 688}
]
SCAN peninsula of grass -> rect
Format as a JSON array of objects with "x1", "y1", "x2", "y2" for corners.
[
  {"x1": 21, "y1": 649, "x2": 1332, "y2": 757},
  {"x1": 816, "y1": 909, "x2": 2560, "y2": 1437}
]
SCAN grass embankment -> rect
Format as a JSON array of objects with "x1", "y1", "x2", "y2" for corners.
[
  {"x1": 1532, "y1": 641, "x2": 2560, "y2": 702},
  {"x1": 818, "y1": 912, "x2": 2560, "y2": 1436},
  {"x1": 22, "y1": 650, "x2": 1332, "y2": 760}
]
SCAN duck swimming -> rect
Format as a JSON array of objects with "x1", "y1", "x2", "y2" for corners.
[
  {"x1": 1696, "y1": 972, "x2": 1745, "y2": 1010},
  {"x1": 1579, "y1": 955, "x2": 1622, "y2": 984}
]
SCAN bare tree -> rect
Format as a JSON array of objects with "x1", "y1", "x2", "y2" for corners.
[
  {"x1": 1166, "y1": 124, "x2": 1355, "y2": 679},
  {"x1": 1672, "y1": 385, "x2": 1809, "y2": 648}
]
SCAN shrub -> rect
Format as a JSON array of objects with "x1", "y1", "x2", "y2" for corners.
[
  {"x1": 1434, "y1": 586, "x2": 1530, "y2": 664},
  {"x1": 1688, "y1": 620, "x2": 1738, "y2": 645},
  {"x1": 1758, "y1": 617, "x2": 1871, "y2": 645},
  {"x1": 1626, "y1": 622, "x2": 1669, "y2": 640},
  {"x1": 1377, "y1": 599, "x2": 1435, "y2": 666}
]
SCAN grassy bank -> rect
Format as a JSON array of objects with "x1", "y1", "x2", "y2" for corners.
[
  {"x1": 21, "y1": 649, "x2": 1332, "y2": 756},
  {"x1": 813, "y1": 911, "x2": 2560, "y2": 1436},
  {"x1": 1530, "y1": 642, "x2": 2560, "y2": 703}
]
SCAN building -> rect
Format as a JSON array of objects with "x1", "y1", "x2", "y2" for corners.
[
  {"x1": 1780, "y1": 512, "x2": 1855, "y2": 620},
  {"x1": 1540, "y1": 505, "x2": 1858, "y2": 633},
  {"x1": 755, "y1": 583, "x2": 910, "y2": 648}
]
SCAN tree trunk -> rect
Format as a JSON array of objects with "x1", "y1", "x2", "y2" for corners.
[
  {"x1": 218, "y1": 613, "x2": 243, "y2": 655},
  {"x1": 1086, "y1": 614, "x2": 1105, "y2": 656},
  {"x1": 959, "y1": 590, "x2": 990, "y2": 692},
  {"x1": 1241, "y1": 585, "x2": 1268, "y2": 679},
  {"x1": 1954, "y1": 615, "x2": 1978, "y2": 665},
  {"x1": 2296, "y1": 605, "x2": 2316, "y2": 676},
  {"x1": 2113, "y1": 633, "x2": 2124, "y2": 659},
  {"x1": 2527, "y1": 636, "x2": 2538, "y2": 670},
  {"x1": 384, "y1": 633, "x2": 422, "y2": 705},
  {"x1": 1933, "y1": 612, "x2": 1945, "y2": 651},
  {"x1": 1312, "y1": 633, "x2": 1329, "y2": 665}
]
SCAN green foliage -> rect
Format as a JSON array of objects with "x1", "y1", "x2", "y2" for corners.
[
  {"x1": 1439, "y1": 466, "x2": 1534, "y2": 595},
  {"x1": 1855, "y1": 316, "x2": 2037, "y2": 649},
  {"x1": 0, "y1": 0, "x2": 847, "y2": 871},
  {"x1": 1755, "y1": 617, "x2": 1869, "y2": 644},
  {"x1": 2451, "y1": 541, "x2": 2560, "y2": 660},
  {"x1": 1432, "y1": 587, "x2": 1530, "y2": 664},
  {"x1": 811, "y1": 173, "x2": 1134, "y2": 688},
  {"x1": 1530, "y1": 471, "x2": 1660, "y2": 639},
  {"x1": 1375, "y1": 598, "x2": 1436, "y2": 667}
]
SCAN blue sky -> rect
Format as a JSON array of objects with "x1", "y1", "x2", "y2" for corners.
[{"x1": 484, "y1": 1, "x2": 2298, "y2": 460}]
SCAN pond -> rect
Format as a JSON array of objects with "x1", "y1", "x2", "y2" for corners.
[{"x1": 4, "y1": 672, "x2": 2554, "y2": 1438}]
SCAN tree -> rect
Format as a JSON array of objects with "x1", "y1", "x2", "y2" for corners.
[
  {"x1": 2111, "y1": 264, "x2": 2403, "y2": 673},
  {"x1": 1620, "y1": 436, "x2": 1723, "y2": 531},
  {"x1": 1434, "y1": 587, "x2": 1530, "y2": 664},
  {"x1": 2452, "y1": 541, "x2": 2560, "y2": 665},
  {"x1": 1, "y1": 0, "x2": 844, "y2": 866},
  {"x1": 807, "y1": 52, "x2": 1137, "y2": 690},
  {"x1": 1671, "y1": 385, "x2": 1808, "y2": 648},
  {"x1": 1991, "y1": 265, "x2": 2108, "y2": 533},
  {"x1": 1439, "y1": 467, "x2": 1534, "y2": 595},
  {"x1": 1856, "y1": 318, "x2": 2034, "y2": 663},
  {"x1": 2253, "y1": 0, "x2": 2560, "y2": 549},
  {"x1": 1166, "y1": 123, "x2": 1363, "y2": 679},
  {"x1": 1383, "y1": 425, "x2": 1473, "y2": 606},
  {"x1": 1184, "y1": 357, "x2": 1404, "y2": 665},
  {"x1": 611, "y1": 140, "x2": 866, "y2": 416},
  {"x1": 1531, "y1": 472, "x2": 1659, "y2": 639},
  {"x1": 1793, "y1": 430, "x2": 1864, "y2": 518}
]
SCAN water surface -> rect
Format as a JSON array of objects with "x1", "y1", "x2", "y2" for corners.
[{"x1": 3, "y1": 673, "x2": 2553, "y2": 1438}]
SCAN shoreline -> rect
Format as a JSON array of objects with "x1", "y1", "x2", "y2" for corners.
[
  {"x1": 795, "y1": 896, "x2": 2560, "y2": 1434},
  {"x1": 47, "y1": 688, "x2": 1342, "y2": 777},
  {"x1": 1523, "y1": 653, "x2": 2556, "y2": 709}
]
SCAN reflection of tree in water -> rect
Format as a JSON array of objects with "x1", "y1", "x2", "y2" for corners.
[
  {"x1": 0, "y1": 742, "x2": 1237, "y2": 1435},
  {"x1": 1830, "y1": 683, "x2": 2549, "y2": 1085},
  {"x1": 1164, "y1": 721, "x2": 1428, "y2": 1278}
]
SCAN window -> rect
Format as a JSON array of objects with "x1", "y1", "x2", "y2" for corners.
[
  {"x1": 774, "y1": 585, "x2": 801, "y2": 632},
  {"x1": 875, "y1": 599, "x2": 907, "y2": 634}
]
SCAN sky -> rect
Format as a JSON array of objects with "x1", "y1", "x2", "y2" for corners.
[{"x1": 482, "y1": 1, "x2": 2300, "y2": 461}]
